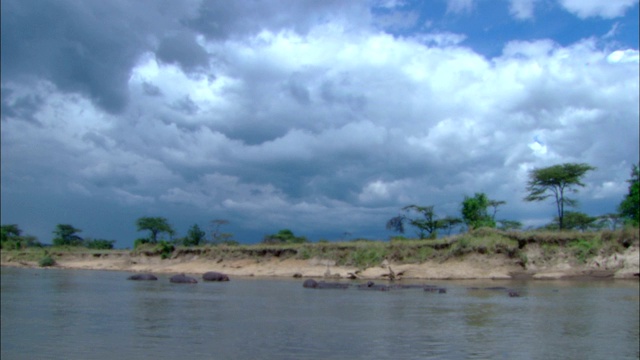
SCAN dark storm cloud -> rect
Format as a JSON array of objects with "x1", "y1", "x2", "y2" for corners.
[
  {"x1": 186, "y1": 0, "x2": 370, "y2": 39},
  {"x1": 156, "y1": 32, "x2": 210, "y2": 71},
  {"x1": 0, "y1": 0, "x2": 195, "y2": 114},
  {"x1": 1, "y1": 88, "x2": 44, "y2": 125}
]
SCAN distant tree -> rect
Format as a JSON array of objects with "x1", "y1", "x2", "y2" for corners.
[
  {"x1": 437, "y1": 216, "x2": 463, "y2": 236},
  {"x1": 386, "y1": 205, "x2": 446, "y2": 239},
  {"x1": 461, "y1": 193, "x2": 498, "y2": 230},
  {"x1": 262, "y1": 229, "x2": 307, "y2": 244},
  {"x1": 52, "y1": 224, "x2": 83, "y2": 246},
  {"x1": 618, "y1": 164, "x2": 639, "y2": 226},
  {"x1": 1, "y1": 224, "x2": 22, "y2": 243},
  {"x1": 184, "y1": 224, "x2": 206, "y2": 247},
  {"x1": 551, "y1": 211, "x2": 599, "y2": 231},
  {"x1": 597, "y1": 213, "x2": 624, "y2": 230},
  {"x1": 525, "y1": 163, "x2": 596, "y2": 230},
  {"x1": 497, "y1": 220, "x2": 523, "y2": 231},
  {"x1": 488, "y1": 200, "x2": 506, "y2": 220},
  {"x1": 1, "y1": 224, "x2": 41, "y2": 249},
  {"x1": 135, "y1": 217, "x2": 174, "y2": 243},
  {"x1": 83, "y1": 238, "x2": 116, "y2": 250},
  {"x1": 210, "y1": 219, "x2": 230, "y2": 244}
]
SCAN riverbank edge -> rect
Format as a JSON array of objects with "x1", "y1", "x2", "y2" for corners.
[{"x1": 2, "y1": 246, "x2": 638, "y2": 281}]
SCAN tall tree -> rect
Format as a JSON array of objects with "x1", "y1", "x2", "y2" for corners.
[
  {"x1": 136, "y1": 217, "x2": 174, "y2": 243},
  {"x1": 461, "y1": 193, "x2": 498, "y2": 230},
  {"x1": 524, "y1": 163, "x2": 596, "y2": 230},
  {"x1": 52, "y1": 224, "x2": 83, "y2": 246},
  {"x1": 618, "y1": 164, "x2": 639, "y2": 226}
]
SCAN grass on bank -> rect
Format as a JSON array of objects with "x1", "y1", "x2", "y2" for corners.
[{"x1": 2, "y1": 227, "x2": 638, "y2": 269}]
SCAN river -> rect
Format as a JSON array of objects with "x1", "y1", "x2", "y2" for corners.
[{"x1": 1, "y1": 267, "x2": 638, "y2": 359}]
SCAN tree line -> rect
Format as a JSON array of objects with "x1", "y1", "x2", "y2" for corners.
[
  {"x1": 1, "y1": 162, "x2": 638, "y2": 249},
  {"x1": 386, "y1": 162, "x2": 639, "y2": 239}
]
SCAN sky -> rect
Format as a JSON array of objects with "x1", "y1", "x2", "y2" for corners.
[{"x1": 1, "y1": 0, "x2": 639, "y2": 247}]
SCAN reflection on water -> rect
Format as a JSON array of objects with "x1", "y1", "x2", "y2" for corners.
[{"x1": 1, "y1": 267, "x2": 639, "y2": 360}]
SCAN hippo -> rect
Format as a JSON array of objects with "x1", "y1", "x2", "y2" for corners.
[
  {"x1": 424, "y1": 286, "x2": 447, "y2": 293},
  {"x1": 302, "y1": 279, "x2": 350, "y2": 289},
  {"x1": 202, "y1": 271, "x2": 230, "y2": 282},
  {"x1": 170, "y1": 273, "x2": 198, "y2": 284},
  {"x1": 357, "y1": 281, "x2": 390, "y2": 291},
  {"x1": 303, "y1": 279, "x2": 319, "y2": 288},
  {"x1": 127, "y1": 273, "x2": 158, "y2": 281}
]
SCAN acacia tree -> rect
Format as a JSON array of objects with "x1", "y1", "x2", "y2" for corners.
[
  {"x1": 387, "y1": 205, "x2": 446, "y2": 239},
  {"x1": 524, "y1": 163, "x2": 596, "y2": 230},
  {"x1": 52, "y1": 224, "x2": 83, "y2": 246},
  {"x1": 461, "y1": 193, "x2": 499, "y2": 230},
  {"x1": 210, "y1": 219, "x2": 229, "y2": 244},
  {"x1": 618, "y1": 164, "x2": 639, "y2": 226},
  {"x1": 136, "y1": 217, "x2": 174, "y2": 243}
]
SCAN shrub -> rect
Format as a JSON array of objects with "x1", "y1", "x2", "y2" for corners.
[
  {"x1": 39, "y1": 255, "x2": 56, "y2": 267},
  {"x1": 134, "y1": 238, "x2": 150, "y2": 249},
  {"x1": 157, "y1": 241, "x2": 175, "y2": 259},
  {"x1": 84, "y1": 239, "x2": 115, "y2": 250}
]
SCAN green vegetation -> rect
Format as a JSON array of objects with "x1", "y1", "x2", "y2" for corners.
[
  {"x1": 2, "y1": 228, "x2": 637, "y2": 271},
  {"x1": 461, "y1": 193, "x2": 500, "y2": 230},
  {"x1": 38, "y1": 254, "x2": 56, "y2": 267},
  {"x1": 618, "y1": 164, "x2": 639, "y2": 227},
  {"x1": 262, "y1": 229, "x2": 308, "y2": 244},
  {"x1": 83, "y1": 238, "x2": 116, "y2": 250},
  {"x1": 181, "y1": 224, "x2": 206, "y2": 247},
  {"x1": 387, "y1": 205, "x2": 454, "y2": 239},
  {"x1": 135, "y1": 217, "x2": 175, "y2": 243},
  {"x1": 52, "y1": 224, "x2": 83, "y2": 246},
  {"x1": 1, "y1": 224, "x2": 41, "y2": 249},
  {"x1": 157, "y1": 241, "x2": 175, "y2": 259},
  {"x1": 525, "y1": 162, "x2": 596, "y2": 230}
]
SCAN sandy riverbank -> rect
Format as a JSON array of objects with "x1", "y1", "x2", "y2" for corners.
[{"x1": 2, "y1": 244, "x2": 638, "y2": 280}]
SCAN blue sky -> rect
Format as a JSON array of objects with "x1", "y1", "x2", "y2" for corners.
[{"x1": 2, "y1": 0, "x2": 639, "y2": 247}]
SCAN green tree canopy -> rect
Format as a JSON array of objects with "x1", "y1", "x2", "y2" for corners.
[
  {"x1": 1, "y1": 224, "x2": 22, "y2": 243},
  {"x1": 524, "y1": 163, "x2": 596, "y2": 230},
  {"x1": 386, "y1": 205, "x2": 450, "y2": 239},
  {"x1": 618, "y1": 164, "x2": 639, "y2": 226},
  {"x1": 52, "y1": 224, "x2": 83, "y2": 246},
  {"x1": 262, "y1": 229, "x2": 307, "y2": 244},
  {"x1": 461, "y1": 193, "x2": 498, "y2": 230},
  {"x1": 551, "y1": 211, "x2": 599, "y2": 231},
  {"x1": 0, "y1": 224, "x2": 40, "y2": 249},
  {"x1": 136, "y1": 217, "x2": 174, "y2": 243},
  {"x1": 184, "y1": 224, "x2": 206, "y2": 247}
]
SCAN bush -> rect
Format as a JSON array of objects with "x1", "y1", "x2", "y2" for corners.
[
  {"x1": 262, "y1": 229, "x2": 307, "y2": 244},
  {"x1": 84, "y1": 239, "x2": 115, "y2": 250},
  {"x1": 134, "y1": 238, "x2": 150, "y2": 249},
  {"x1": 157, "y1": 241, "x2": 175, "y2": 259},
  {"x1": 39, "y1": 255, "x2": 56, "y2": 267}
]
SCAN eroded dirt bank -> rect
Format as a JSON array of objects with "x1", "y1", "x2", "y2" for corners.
[{"x1": 2, "y1": 244, "x2": 638, "y2": 280}]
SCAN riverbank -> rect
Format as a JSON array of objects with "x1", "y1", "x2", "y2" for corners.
[{"x1": 2, "y1": 228, "x2": 639, "y2": 280}]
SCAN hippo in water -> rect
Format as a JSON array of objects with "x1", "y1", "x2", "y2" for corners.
[
  {"x1": 170, "y1": 274, "x2": 198, "y2": 284},
  {"x1": 127, "y1": 273, "x2": 158, "y2": 281},
  {"x1": 357, "y1": 281, "x2": 390, "y2": 291},
  {"x1": 202, "y1": 271, "x2": 230, "y2": 282},
  {"x1": 302, "y1": 279, "x2": 350, "y2": 289}
]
